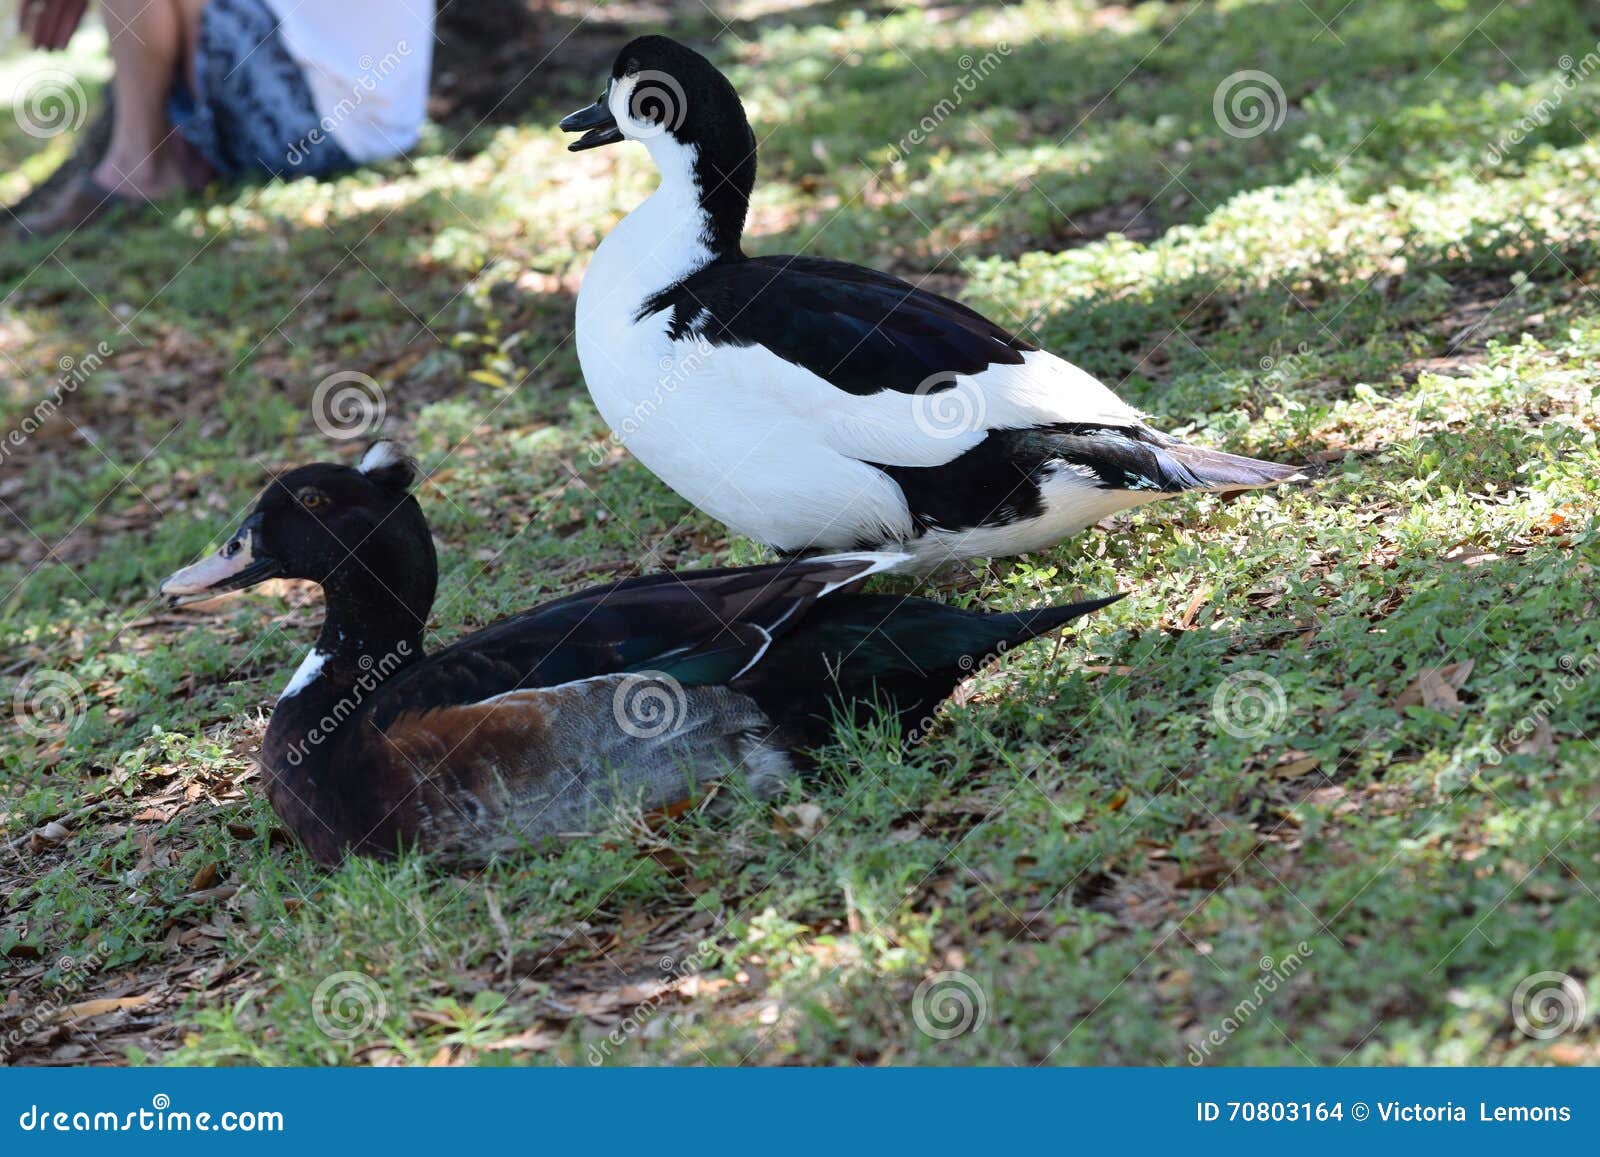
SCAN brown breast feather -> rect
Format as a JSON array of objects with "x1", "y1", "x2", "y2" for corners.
[{"x1": 353, "y1": 679, "x2": 790, "y2": 864}]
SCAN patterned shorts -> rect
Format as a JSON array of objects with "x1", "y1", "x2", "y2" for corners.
[{"x1": 169, "y1": 0, "x2": 354, "y2": 180}]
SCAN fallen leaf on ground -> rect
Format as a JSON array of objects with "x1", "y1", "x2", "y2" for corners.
[
  {"x1": 1511, "y1": 718, "x2": 1558, "y2": 757},
  {"x1": 29, "y1": 821, "x2": 70, "y2": 853},
  {"x1": 772, "y1": 803, "x2": 825, "y2": 841},
  {"x1": 1271, "y1": 754, "x2": 1322, "y2": 779},
  {"x1": 53, "y1": 994, "x2": 155, "y2": 1022},
  {"x1": 1394, "y1": 659, "x2": 1475, "y2": 715}
]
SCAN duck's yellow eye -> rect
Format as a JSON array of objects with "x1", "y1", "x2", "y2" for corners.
[{"x1": 296, "y1": 487, "x2": 330, "y2": 512}]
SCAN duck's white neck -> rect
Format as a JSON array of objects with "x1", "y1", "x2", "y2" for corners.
[{"x1": 580, "y1": 140, "x2": 719, "y2": 317}]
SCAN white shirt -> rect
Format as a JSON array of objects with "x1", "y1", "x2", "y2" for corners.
[{"x1": 261, "y1": 0, "x2": 435, "y2": 163}]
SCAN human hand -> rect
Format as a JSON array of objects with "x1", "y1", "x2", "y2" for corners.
[{"x1": 19, "y1": 0, "x2": 89, "y2": 51}]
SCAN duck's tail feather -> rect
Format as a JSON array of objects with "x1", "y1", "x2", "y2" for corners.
[
  {"x1": 739, "y1": 591, "x2": 1123, "y2": 750},
  {"x1": 1038, "y1": 424, "x2": 1303, "y2": 494},
  {"x1": 1145, "y1": 439, "x2": 1306, "y2": 491}
]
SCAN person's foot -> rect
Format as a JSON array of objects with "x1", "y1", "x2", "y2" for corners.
[
  {"x1": 92, "y1": 146, "x2": 186, "y2": 203},
  {"x1": 12, "y1": 173, "x2": 140, "y2": 238}
]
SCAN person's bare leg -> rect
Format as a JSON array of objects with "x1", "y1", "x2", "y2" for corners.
[{"x1": 93, "y1": 0, "x2": 204, "y2": 199}]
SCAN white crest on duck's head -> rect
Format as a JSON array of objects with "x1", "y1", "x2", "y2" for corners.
[
  {"x1": 358, "y1": 440, "x2": 406, "y2": 476},
  {"x1": 357, "y1": 440, "x2": 420, "y2": 492}
]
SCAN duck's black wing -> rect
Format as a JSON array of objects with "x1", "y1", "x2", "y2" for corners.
[
  {"x1": 639, "y1": 254, "x2": 1035, "y2": 395},
  {"x1": 362, "y1": 552, "x2": 904, "y2": 729}
]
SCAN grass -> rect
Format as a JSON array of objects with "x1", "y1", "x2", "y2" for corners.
[{"x1": 2, "y1": 0, "x2": 1599, "y2": 1066}]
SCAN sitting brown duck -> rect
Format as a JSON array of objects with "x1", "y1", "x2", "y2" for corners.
[{"x1": 159, "y1": 443, "x2": 1119, "y2": 866}]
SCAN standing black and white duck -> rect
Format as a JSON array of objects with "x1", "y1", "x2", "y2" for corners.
[
  {"x1": 561, "y1": 36, "x2": 1301, "y2": 570},
  {"x1": 158, "y1": 443, "x2": 1119, "y2": 866}
]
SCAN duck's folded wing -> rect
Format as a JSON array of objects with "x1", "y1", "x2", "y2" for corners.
[
  {"x1": 640, "y1": 255, "x2": 1144, "y2": 466},
  {"x1": 358, "y1": 676, "x2": 791, "y2": 861},
  {"x1": 365, "y1": 552, "x2": 905, "y2": 729}
]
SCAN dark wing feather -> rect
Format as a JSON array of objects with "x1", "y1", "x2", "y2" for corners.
[
  {"x1": 639, "y1": 255, "x2": 1034, "y2": 395},
  {"x1": 363, "y1": 554, "x2": 895, "y2": 730}
]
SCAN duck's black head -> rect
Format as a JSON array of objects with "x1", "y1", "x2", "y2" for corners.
[
  {"x1": 160, "y1": 442, "x2": 437, "y2": 652},
  {"x1": 560, "y1": 35, "x2": 757, "y2": 255}
]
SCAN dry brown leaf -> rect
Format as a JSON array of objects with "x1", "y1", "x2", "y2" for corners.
[
  {"x1": 1394, "y1": 659, "x2": 1475, "y2": 715},
  {"x1": 1512, "y1": 718, "x2": 1558, "y2": 757},
  {"x1": 1444, "y1": 545, "x2": 1501, "y2": 567},
  {"x1": 1271, "y1": 755, "x2": 1322, "y2": 779},
  {"x1": 481, "y1": 1028, "x2": 560, "y2": 1052},
  {"x1": 30, "y1": 820, "x2": 70, "y2": 853},
  {"x1": 772, "y1": 803, "x2": 825, "y2": 841},
  {"x1": 54, "y1": 993, "x2": 155, "y2": 1022},
  {"x1": 1177, "y1": 587, "x2": 1210, "y2": 630}
]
